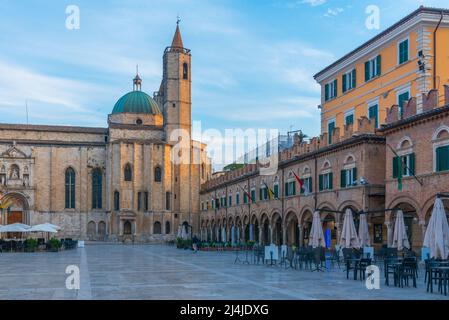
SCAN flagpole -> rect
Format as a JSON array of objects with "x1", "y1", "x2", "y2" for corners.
[{"x1": 386, "y1": 143, "x2": 423, "y2": 186}]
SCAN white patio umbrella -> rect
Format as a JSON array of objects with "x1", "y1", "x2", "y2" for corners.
[
  {"x1": 41, "y1": 223, "x2": 62, "y2": 231},
  {"x1": 340, "y1": 209, "x2": 360, "y2": 249},
  {"x1": 392, "y1": 210, "x2": 410, "y2": 250},
  {"x1": 423, "y1": 198, "x2": 449, "y2": 259},
  {"x1": 358, "y1": 213, "x2": 371, "y2": 247},
  {"x1": 0, "y1": 223, "x2": 30, "y2": 232},
  {"x1": 28, "y1": 224, "x2": 58, "y2": 233},
  {"x1": 309, "y1": 211, "x2": 325, "y2": 248}
]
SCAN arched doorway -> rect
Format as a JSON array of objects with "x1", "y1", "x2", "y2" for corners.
[
  {"x1": 87, "y1": 221, "x2": 96, "y2": 240},
  {"x1": 301, "y1": 210, "x2": 313, "y2": 246},
  {"x1": 272, "y1": 213, "x2": 282, "y2": 245},
  {"x1": 98, "y1": 221, "x2": 106, "y2": 240},
  {"x1": 123, "y1": 220, "x2": 132, "y2": 235},
  {"x1": 285, "y1": 211, "x2": 299, "y2": 246},
  {"x1": 1, "y1": 192, "x2": 30, "y2": 239},
  {"x1": 322, "y1": 212, "x2": 337, "y2": 248},
  {"x1": 262, "y1": 217, "x2": 270, "y2": 245},
  {"x1": 393, "y1": 202, "x2": 420, "y2": 250}
]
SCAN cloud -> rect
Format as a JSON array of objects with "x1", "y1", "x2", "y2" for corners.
[
  {"x1": 302, "y1": 0, "x2": 327, "y2": 6},
  {"x1": 324, "y1": 8, "x2": 344, "y2": 17}
]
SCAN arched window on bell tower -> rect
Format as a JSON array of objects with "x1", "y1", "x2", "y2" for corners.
[
  {"x1": 183, "y1": 63, "x2": 188, "y2": 80},
  {"x1": 124, "y1": 163, "x2": 132, "y2": 182}
]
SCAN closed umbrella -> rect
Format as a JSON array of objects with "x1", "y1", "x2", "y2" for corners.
[
  {"x1": 181, "y1": 225, "x2": 188, "y2": 240},
  {"x1": 177, "y1": 225, "x2": 182, "y2": 238},
  {"x1": 423, "y1": 198, "x2": 449, "y2": 259},
  {"x1": 340, "y1": 209, "x2": 360, "y2": 248},
  {"x1": 221, "y1": 227, "x2": 226, "y2": 243},
  {"x1": 358, "y1": 213, "x2": 371, "y2": 247},
  {"x1": 392, "y1": 210, "x2": 410, "y2": 250},
  {"x1": 309, "y1": 211, "x2": 325, "y2": 248}
]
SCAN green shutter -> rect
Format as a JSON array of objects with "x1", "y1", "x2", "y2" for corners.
[
  {"x1": 274, "y1": 185, "x2": 279, "y2": 198},
  {"x1": 409, "y1": 153, "x2": 415, "y2": 176},
  {"x1": 376, "y1": 55, "x2": 381, "y2": 76},
  {"x1": 319, "y1": 174, "x2": 323, "y2": 191},
  {"x1": 292, "y1": 181, "x2": 296, "y2": 195},
  {"x1": 365, "y1": 61, "x2": 370, "y2": 81},
  {"x1": 325, "y1": 84, "x2": 329, "y2": 101},
  {"x1": 352, "y1": 69, "x2": 356, "y2": 88},
  {"x1": 329, "y1": 172, "x2": 333, "y2": 190},
  {"x1": 259, "y1": 188, "x2": 263, "y2": 200},
  {"x1": 340, "y1": 170, "x2": 347, "y2": 188},
  {"x1": 404, "y1": 40, "x2": 409, "y2": 62},
  {"x1": 251, "y1": 190, "x2": 255, "y2": 203},
  {"x1": 342, "y1": 74, "x2": 347, "y2": 93},
  {"x1": 353, "y1": 167, "x2": 357, "y2": 183},
  {"x1": 285, "y1": 182, "x2": 289, "y2": 196},
  {"x1": 309, "y1": 177, "x2": 313, "y2": 193},
  {"x1": 393, "y1": 156, "x2": 399, "y2": 178},
  {"x1": 437, "y1": 146, "x2": 449, "y2": 172},
  {"x1": 333, "y1": 79, "x2": 337, "y2": 98}
]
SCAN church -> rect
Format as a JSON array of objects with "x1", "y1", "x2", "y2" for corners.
[{"x1": 0, "y1": 24, "x2": 211, "y2": 242}]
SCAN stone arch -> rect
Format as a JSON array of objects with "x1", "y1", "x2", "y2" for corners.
[
  {"x1": 98, "y1": 221, "x2": 106, "y2": 240},
  {"x1": 1, "y1": 191, "x2": 31, "y2": 225},
  {"x1": 397, "y1": 136, "x2": 413, "y2": 150},
  {"x1": 388, "y1": 198, "x2": 421, "y2": 250},
  {"x1": 432, "y1": 125, "x2": 449, "y2": 141},
  {"x1": 344, "y1": 153, "x2": 356, "y2": 164},
  {"x1": 284, "y1": 210, "x2": 299, "y2": 246},
  {"x1": 337, "y1": 200, "x2": 362, "y2": 214}
]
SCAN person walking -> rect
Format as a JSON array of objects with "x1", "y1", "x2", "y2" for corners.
[{"x1": 192, "y1": 235, "x2": 199, "y2": 253}]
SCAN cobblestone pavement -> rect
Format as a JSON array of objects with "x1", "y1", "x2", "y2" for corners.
[{"x1": 0, "y1": 244, "x2": 447, "y2": 300}]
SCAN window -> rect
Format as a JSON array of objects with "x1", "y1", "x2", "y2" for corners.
[
  {"x1": 65, "y1": 168, "x2": 76, "y2": 209},
  {"x1": 124, "y1": 163, "x2": 132, "y2": 181},
  {"x1": 393, "y1": 153, "x2": 415, "y2": 178},
  {"x1": 319, "y1": 173, "x2": 333, "y2": 191},
  {"x1": 328, "y1": 120, "x2": 336, "y2": 144},
  {"x1": 284, "y1": 181, "x2": 296, "y2": 197},
  {"x1": 136, "y1": 118, "x2": 143, "y2": 125},
  {"x1": 144, "y1": 192, "x2": 148, "y2": 211},
  {"x1": 243, "y1": 191, "x2": 249, "y2": 204},
  {"x1": 273, "y1": 183, "x2": 279, "y2": 199},
  {"x1": 165, "y1": 192, "x2": 171, "y2": 210},
  {"x1": 324, "y1": 79, "x2": 338, "y2": 101},
  {"x1": 236, "y1": 193, "x2": 240, "y2": 205},
  {"x1": 153, "y1": 221, "x2": 161, "y2": 234},
  {"x1": 165, "y1": 221, "x2": 171, "y2": 234},
  {"x1": 368, "y1": 104, "x2": 379, "y2": 128},
  {"x1": 342, "y1": 69, "x2": 356, "y2": 93},
  {"x1": 228, "y1": 195, "x2": 232, "y2": 207},
  {"x1": 259, "y1": 186, "x2": 268, "y2": 201},
  {"x1": 364, "y1": 55, "x2": 381, "y2": 81},
  {"x1": 250, "y1": 189, "x2": 256, "y2": 203},
  {"x1": 398, "y1": 38, "x2": 409, "y2": 65},
  {"x1": 345, "y1": 111, "x2": 354, "y2": 126},
  {"x1": 300, "y1": 177, "x2": 312, "y2": 194},
  {"x1": 92, "y1": 168, "x2": 102, "y2": 209},
  {"x1": 436, "y1": 146, "x2": 449, "y2": 172},
  {"x1": 114, "y1": 191, "x2": 120, "y2": 211},
  {"x1": 340, "y1": 168, "x2": 357, "y2": 188},
  {"x1": 183, "y1": 63, "x2": 188, "y2": 80},
  {"x1": 397, "y1": 91, "x2": 410, "y2": 119},
  {"x1": 154, "y1": 166, "x2": 162, "y2": 182},
  {"x1": 138, "y1": 192, "x2": 142, "y2": 211}
]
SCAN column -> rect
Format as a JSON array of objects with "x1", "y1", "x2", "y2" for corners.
[
  {"x1": 269, "y1": 225, "x2": 273, "y2": 245},
  {"x1": 249, "y1": 224, "x2": 254, "y2": 241},
  {"x1": 386, "y1": 221, "x2": 393, "y2": 247},
  {"x1": 258, "y1": 226, "x2": 263, "y2": 245},
  {"x1": 282, "y1": 224, "x2": 287, "y2": 246},
  {"x1": 298, "y1": 224, "x2": 303, "y2": 247}
]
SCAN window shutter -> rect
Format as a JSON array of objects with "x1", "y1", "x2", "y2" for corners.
[
  {"x1": 333, "y1": 79, "x2": 337, "y2": 98},
  {"x1": 274, "y1": 185, "x2": 279, "y2": 198},
  {"x1": 393, "y1": 156, "x2": 399, "y2": 178},
  {"x1": 376, "y1": 55, "x2": 381, "y2": 76},
  {"x1": 329, "y1": 172, "x2": 333, "y2": 190},
  {"x1": 319, "y1": 174, "x2": 323, "y2": 191},
  {"x1": 342, "y1": 74, "x2": 347, "y2": 93},
  {"x1": 285, "y1": 182, "x2": 289, "y2": 196},
  {"x1": 340, "y1": 170, "x2": 347, "y2": 188},
  {"x1": 352, "y1": 69, "x2": 356, "y2": 88},
  {"x1": 259, "y1": 188, "x2": 263, "y2": 200},
  {"x1": 325, "y1": 84, "x2": 329, "y2": 101},
  {"x1": 437, "y1": 146, "x2": 449, "y2": 172},
  {"x1": 352, "y1": 167, "x2": 357, "y2": 183},
  {"x1": 309, "y1": 177, "x2": 313, "y2": 193},
  {"x1": 292, "y1": 181, "x2": 296, "y2": 195},
  {"x1": 409, "y1": 153, "x2": 415, "y2": 175},
  {"x1": 365, "y1": 61, "x2": 370, "y2": 81},
  {"x1": 404, "y1": 40, "x2": 409, "y2": 62}
]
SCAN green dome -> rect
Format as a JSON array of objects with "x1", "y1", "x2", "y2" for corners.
[{"x1": 112, "y1": 91, "x2": 161, "y2": 114}]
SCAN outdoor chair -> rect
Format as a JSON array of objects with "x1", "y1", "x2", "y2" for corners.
[
  {"x1": 385, "y1": 257, "x2": 401, "y2": 286},
  {"x1": 311, "y1": 247, "x2": 326, "y2": 272},
  {"x1": 355, "y1": 258, "x2": 372, "y2": 280},
  {"x1": 326, "y1": 247, "x2": 341, "y2": 269},
  {"x1": 400, "y1": 257, "x2": 417, "y2": 288}
]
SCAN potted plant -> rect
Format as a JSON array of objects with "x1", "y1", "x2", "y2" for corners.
[
  {"x1": 48, "y1": 238, "x2": 61, "y2": 252},
  {"x1": 24, "y1": 238, "x2": 38, "y2": 252},
  {"x1": 176, "y1": 237, "x2": 183, "y2": 249}
]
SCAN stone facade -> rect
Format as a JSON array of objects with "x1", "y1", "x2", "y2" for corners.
[{"x1": 0, "y1": 26, "x2": 211, "y2": 242}]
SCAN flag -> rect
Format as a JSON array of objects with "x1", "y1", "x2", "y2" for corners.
[
  {"x1": 264, "y1": 182, "x2": 275, "y2": 199},
  {"x1": 292, "y1": 171, "x2": 309, "y2": 195},
  {"x1": 238, "y1": 185, "x2": 252, "y2": 203}
]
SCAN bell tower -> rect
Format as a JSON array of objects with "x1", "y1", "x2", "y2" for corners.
[{"x1": 161, "y1": 21, "x2": 193, "y2": 217}]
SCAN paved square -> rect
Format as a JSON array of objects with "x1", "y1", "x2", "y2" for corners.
[{"x1": 0, "y1": 245, "x2": 447, "y2": 300}]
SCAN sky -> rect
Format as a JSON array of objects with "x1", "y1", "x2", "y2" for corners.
[{"x1": 0, "y1": 0, "x2": 447, "y2": 167}]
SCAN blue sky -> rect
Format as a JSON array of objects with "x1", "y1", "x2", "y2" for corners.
[{"x1": 0, "y1": 0, "x2": 446, "y2": 144}]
